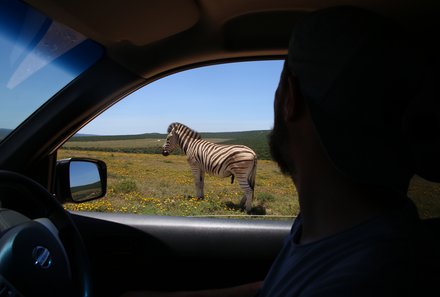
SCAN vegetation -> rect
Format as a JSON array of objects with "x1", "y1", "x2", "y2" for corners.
[
  {"x1": 60, "y1": 149, "x2": 298, "y2": 218},
  {"x1": 64, "y1": 130, "x2": 272, "y2": 159},
  {"x1": 61, "y1": 131, "x2": 440, "y2": 219},
  {"x1": 408, "y1": 175, "x2": 440, "y2": 219}
]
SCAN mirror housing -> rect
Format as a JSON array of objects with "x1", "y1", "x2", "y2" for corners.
[{"x1": 55, "y1": 158, "x2": 107, "y2": 203}]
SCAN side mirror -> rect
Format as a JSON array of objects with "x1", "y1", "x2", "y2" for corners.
[{"x1": 55, "y1": 158, "x2": 107, "y2": 203}]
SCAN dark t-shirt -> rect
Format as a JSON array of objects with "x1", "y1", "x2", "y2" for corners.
[{"x1": 258, "y1": 200, "x2": 424, "y2": 297}]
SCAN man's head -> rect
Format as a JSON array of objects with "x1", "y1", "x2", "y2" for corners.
[
  {"x1": 269, "y1": 63, "x2": 295, "y2": 176},
  {"x1": 270, "y1": 6, "x2": 426, "y2": 192}
]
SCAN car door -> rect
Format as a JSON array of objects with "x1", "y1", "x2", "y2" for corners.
[{"x1": 57, "y1": 61, "x2": 295, "y2": 297}]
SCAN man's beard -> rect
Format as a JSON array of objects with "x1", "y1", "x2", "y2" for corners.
[{"x1": 269, "y1": 122, "x2": 295, "y2": 177}]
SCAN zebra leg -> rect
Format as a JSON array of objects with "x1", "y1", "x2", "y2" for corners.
[
  {"x1": 238, "y1": 179, "x2": 253, "y2": 213},
  {"x1": 236, "y1": 159, "x2": 256, "y2": 213},
  {"x1": 243, "y1": 188, "x2": 253, "y2": 213},
  {"x1": 192, "y1": 169, "x2": 205, "y2": 199}
]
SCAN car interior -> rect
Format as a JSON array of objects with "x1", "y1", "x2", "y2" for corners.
[{"x1": 0, "y1": 0, "x2": 439, "y2": 296}]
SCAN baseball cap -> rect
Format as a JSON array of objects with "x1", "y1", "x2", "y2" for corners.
[{"x1": 287, "y1": 6, "x2": 427, "y2": 191}]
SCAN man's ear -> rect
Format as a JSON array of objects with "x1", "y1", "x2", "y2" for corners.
[{"x1": 283, "y1": 73, "x2": 304, "y2": 123}]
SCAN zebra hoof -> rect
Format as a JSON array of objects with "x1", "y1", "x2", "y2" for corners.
[{"x1": 239, "y1": 205, "x2": 253, "y2": 215}]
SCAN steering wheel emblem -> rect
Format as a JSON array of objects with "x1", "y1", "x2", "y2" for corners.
[{"x1": 32, "y1": 246, "x2": 52, "y2": 269}]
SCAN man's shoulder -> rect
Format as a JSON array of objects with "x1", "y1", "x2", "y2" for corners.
[{"x1": 259, "y1": 201, "x2": 422, "y2": 297}]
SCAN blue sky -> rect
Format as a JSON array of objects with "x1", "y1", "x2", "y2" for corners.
[
  {"x1": 79, "y1": 60, "x2": 284, "y2": 135},
  {"x1": 1, "y1": 0, "x2": 285, "y2": 137},
  {"x1": 1, "y1": 33, "x2": 283, "y2": 135}
]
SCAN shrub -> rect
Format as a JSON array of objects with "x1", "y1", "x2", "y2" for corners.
[{"x1": 113, "y1": 179, "x2": 137, "y2": 193}]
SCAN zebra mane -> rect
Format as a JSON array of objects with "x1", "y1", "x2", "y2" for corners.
[{"x1": 167, "y1": 122, "x2": 202, "y2": 139}]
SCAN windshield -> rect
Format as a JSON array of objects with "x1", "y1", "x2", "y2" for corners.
[{"x1": 0, "y1": 0, "x2": 103, "y2": 142}]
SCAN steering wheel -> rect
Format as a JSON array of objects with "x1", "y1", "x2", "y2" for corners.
[{"x1": 0, "y1": 170, "x2": 91, "y2": 297}]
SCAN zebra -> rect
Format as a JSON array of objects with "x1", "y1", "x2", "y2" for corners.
[{"x1": 162, "y1": 122, "x2": 257, "y2": 213}]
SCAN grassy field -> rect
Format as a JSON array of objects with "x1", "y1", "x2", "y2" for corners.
[
  {"x1": 408, "y1": 175, "x2": 440, "y2": 219},
  {"x1": 60, "y1": 149, "x2": 298, "y2": 218},
  {"x1": 64, "y1": 130, "x2": 272, "y2": 159},
  {"x1": 61, "y1": 131, "x2": 440, "y2": 219}
]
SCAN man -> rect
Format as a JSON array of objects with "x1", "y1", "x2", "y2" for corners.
[
  {"x1": 259, "y1": 6, "x2": 426, "y2": 296},
  {"x1": 122, "y1": 6, "x2": 428, "y2": 297}
]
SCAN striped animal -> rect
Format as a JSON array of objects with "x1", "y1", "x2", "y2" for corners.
[{"x1": 162, "y1": 122, "x2": 257, "y2": 213}]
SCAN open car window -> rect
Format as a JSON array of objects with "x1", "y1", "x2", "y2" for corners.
[
  {"x1": 60, "y1": 61, "x2": 299, "y2": 218},
  {"x1": 59, "y1": 61, "x2": 440, "y2": 220}
]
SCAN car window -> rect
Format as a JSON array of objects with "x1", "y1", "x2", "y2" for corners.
[
  {"x1": 60, "y1": 61, "x2": 298, "y2": 218},
  {"x1": 59, "y1": 61, "x2": 440, "y2": 219},
  {"x1": 0, "y1": 0, "x2": 103, "y2": 143}
]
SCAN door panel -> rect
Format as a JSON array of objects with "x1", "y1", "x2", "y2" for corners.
[{"x1": 71, "y1": 212, "x2": 292, "y2": 297}]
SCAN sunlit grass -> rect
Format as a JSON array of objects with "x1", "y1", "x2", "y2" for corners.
[
  {"x1": 408, "y1": 175, "x2": 440, "y2": 219},
  {"x1": 59, "y1": 149, "x2": 440, "y2": 219},
  {"x1": 60, "y1": 149, "x2": 298, "y2": 217}
]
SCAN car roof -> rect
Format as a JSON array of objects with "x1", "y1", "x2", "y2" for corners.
[
  {"x1": 1, "y1": 0, "x2": 437, "y2": 174},
  {"x1": 26, "y1": 0, "x2": 439, "y2": 79}
]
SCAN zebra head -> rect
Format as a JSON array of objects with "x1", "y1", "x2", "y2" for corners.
[{"x1": 162, "y1": 125, "x2": 179, "y2": 156}]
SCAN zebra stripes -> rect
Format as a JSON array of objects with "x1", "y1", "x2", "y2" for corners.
[{"x1": 162, "y1": 122, "x2": 257, "y2": 213}]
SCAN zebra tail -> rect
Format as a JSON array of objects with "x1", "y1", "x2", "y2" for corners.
[{"x1": 231, "y1": 174, "x2": 235, "y2": 184}]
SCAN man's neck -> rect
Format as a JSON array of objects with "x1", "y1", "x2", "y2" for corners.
[{"x1": 295, "y1": 172, "x2": 402, "y2": 245}]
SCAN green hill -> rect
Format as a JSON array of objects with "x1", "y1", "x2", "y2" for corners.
[
  {"x1": 69, "y1": 132, "x2": 167, "y2": 142},
  {"x1": 64, "y1": 130, "x2": 272, "y2": 160}
]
